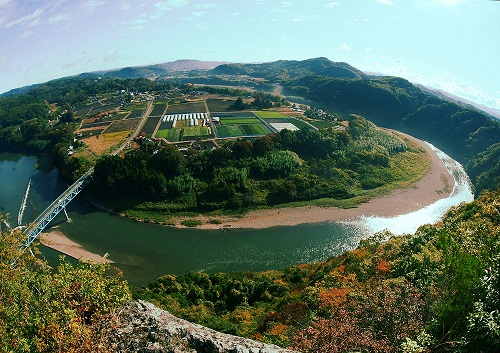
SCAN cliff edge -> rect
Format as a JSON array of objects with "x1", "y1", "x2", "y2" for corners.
[{"x1": 107, "y1": 300, "x2": 297, "y2": 353}]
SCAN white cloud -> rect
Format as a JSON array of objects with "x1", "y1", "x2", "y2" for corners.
[
  {"x1": 84, "y1": 0, "x2": 106, "y2": 8},
  {"x1": 433, "y1": 0, "x2": 466, "y2": 6},
  {"x1": 0, "y1": 0, "x2": 14, "y2": 8},
  {"x1": 5, "y1": 8, "x2": 44, "y2": 29},
  {"x1": 47, "y1": 13, "x2": 67, "y2": 25},
  {"x1": 376, "y1": 59, "x2": 500, "y2": 109},
  {"x1": 154, "y1": 0, "x2": 189, "y2": 12},
  {"x1": 324, "y1": 2, "x2": 338, "y2": 8},
  {"x1": 338, "y1": 43, "x2": 352, "y2": 52},
  {"x1": 375, "y1": 0, "x2": 394, "y2": 5},
  {"x1": 365, "y1": 47, "x2": 374, "y2": 53}
]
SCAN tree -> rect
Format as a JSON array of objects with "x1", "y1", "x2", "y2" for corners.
[{"x1": 0, "y1": 214, "x2": 131, "y2": 352}]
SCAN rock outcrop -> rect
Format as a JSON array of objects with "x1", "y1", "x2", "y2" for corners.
[{"x1": 107, "y1": 300, "x2": 297, "y2": 353}]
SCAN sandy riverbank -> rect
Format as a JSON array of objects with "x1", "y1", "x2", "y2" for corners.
[
  {"x1": 41, "y1": 133, "x2": 455, "y2": 260},
  {"x1": 196, "y1": 134, "x2": 454, "y2": 230},
  {"x1": 40, "y1": 227, "x2": 113, "y2": 263}
]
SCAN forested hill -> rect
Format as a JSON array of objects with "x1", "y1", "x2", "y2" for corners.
[
  {"x1": 208, "y1": 58, "x2": 500, "y2": 194},
  {"x1": 1, "y1": 57, "x2": 499, "y2": 193},
  {"x1": 209, "y1": 57, "x2": 368, "y2": 80}
]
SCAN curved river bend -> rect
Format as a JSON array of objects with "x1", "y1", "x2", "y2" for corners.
[{"x1": 0, "y1": 144, "x2": 473, "y2": 286}]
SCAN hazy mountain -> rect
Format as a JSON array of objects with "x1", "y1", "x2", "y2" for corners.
[
  {"x1": 209, "y1": 57, "x2": 368, "y2": 80},
  {"x1": 97, "y1": 59, "x2": 228, "y2": 79}
]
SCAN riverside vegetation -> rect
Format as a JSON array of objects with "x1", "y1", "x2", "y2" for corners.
[
  {"x1": 1, "y1": 191, "x2": 497, "y2": 352},
  {"x1": 89, "y1": 114, "x2": 430, "y2": 224},
  {"x1": 133, "y1": 190, "x2": 500, "y2": 352}
]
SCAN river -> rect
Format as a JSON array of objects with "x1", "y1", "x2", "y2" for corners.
[{"x1": 0, "y1": 146, "x2": 473, "y2": 286}]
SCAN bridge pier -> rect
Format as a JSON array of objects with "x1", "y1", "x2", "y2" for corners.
[{"x1": 63, "y1": 207, "x2": 71, "y2": 222}]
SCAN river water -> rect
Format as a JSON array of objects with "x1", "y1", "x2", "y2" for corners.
[{"x1": 0, "y1": 145, "x2": 473, "y2": 286}]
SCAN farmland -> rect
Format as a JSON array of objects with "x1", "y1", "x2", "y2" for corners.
[
  {"x1": 104, "y1": 118, "x2": 140, "y2": 133},
  {"x1": 166, "y1": 101, "x2": 206, "y2": 114},
  {"x1": 205, "y1": 98, "x2": 235, "y2": 111},
  {"x1": 214, "y1": 113, "x2": 270, "y2": 137},
  {"x1": 142, "y1": 116, "x2": 161, "y2": 137}
]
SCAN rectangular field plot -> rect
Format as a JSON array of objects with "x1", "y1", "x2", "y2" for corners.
[
  {"x1": 255, "y1": 111, "x2": 289, "y2": 119},
  {"x1": 156, "y1": 128, "x2": 182, "y2": 142},
  {"x1": 128, "y1": 109, "x2": 145, "y2": 119},
  {"x1": 216, "y1": 124, "x2": 268, "y2": 137},
  {"x1": 142, "y1": 116, "x2": 161, "y2": 136},
  {"x1": 150, "y1": 103, "x2": 167, "y2": 116},
  {"x1": 220, "y1": 117, "x2": 261, "y2": 124},
  {"x1": 166, "y1": 101, "x2": 206, "y2": 114},
  {"x1": 310, "y1": 120, "x2": 336, "y2": 129},
  {"x1": 183, "y1": 127, "x2": 210, "y2": 138},
  {"x1": 80, "y1": 121, "x2": 111, "y2": 130},
  {"x1": 287, "y1": 117, "x2": 313, "y2": 129},
  {"x1": 206, "y1": 98, "x2": 235, "y2": 112},
  {"x1": 104, "y1": 118, "x2": 139, "y2": 133}
]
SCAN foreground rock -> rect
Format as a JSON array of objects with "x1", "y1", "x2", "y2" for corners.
[{"x1": 108, "y1": 300, "x2": 296, "y2": 353}]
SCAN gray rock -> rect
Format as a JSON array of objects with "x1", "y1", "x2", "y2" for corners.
[{"x1": 107, "y1": 300, "x2": 297, "y2": 353}]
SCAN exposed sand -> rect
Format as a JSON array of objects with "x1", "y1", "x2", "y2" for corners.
[
  {"x1": 40, "y1": 132, "x2": 454, "y2": 260},
  {"x1": 197, "y1": 134, "x2": 454, "y2": 230},
  {"x1": 40, "y1": 228, "x2": 113, "y2": 263}
]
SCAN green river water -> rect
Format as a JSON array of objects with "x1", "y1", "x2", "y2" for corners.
[{"x1": 0, "y1": 151, "x2": 473, "y2": 286}]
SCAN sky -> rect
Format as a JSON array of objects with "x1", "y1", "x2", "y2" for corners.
[{"x1": 0, "y1": 0, "x2": 499, "y2": 109}]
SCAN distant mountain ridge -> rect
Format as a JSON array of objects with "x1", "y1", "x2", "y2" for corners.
[
  {"x1": 209, "y1": 57, "x2": 367, "y2": 80},
  {"x1": 1, "y1": 57, "x2": 498, "y2": 193},
  {"x1": 95, "y1": 59, "x2": 228, "y2": 79}
]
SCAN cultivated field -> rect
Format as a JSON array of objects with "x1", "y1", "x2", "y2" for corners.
[
  {"x1": 80, "y1": 131, "x2": 131, "y2": 156},
  {"x1": 166, "y1": 101, "x2": 206, "y2": 114},
  {"x1": 142, "y1": 116, "x2": 161, "y2": 136},
  {"x1": 104, "y1": 118, "x2": 140, "y2": 133},
  {"x1": 206, "y1": 98, "x2": 235, "y2": 111}
]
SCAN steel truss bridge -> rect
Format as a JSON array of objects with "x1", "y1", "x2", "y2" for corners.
[
  {"x1": 20, "y1": 98, "x2": 152, "y2": 250},
  {"x1": 22, "y1": 169, "x2": 94, "y2": 249}
]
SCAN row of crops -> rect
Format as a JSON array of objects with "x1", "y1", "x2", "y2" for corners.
[{"x1": 147, "y1": 106, "x2": 326, "y2": 142}]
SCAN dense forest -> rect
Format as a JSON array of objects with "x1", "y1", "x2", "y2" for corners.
[
  {"x1": 211, "y1": 58, "x2": 500, "y2": 195},
  {"x1": 89, "y1": 115, "x2": 428, "y2": 220},
  {"x1": 134, "y1": 190, "x2": 500, "y2": 352}
]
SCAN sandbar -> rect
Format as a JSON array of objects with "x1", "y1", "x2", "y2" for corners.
[
  {"x1": 40, "y1": 228, "x2": 113, "y2": 263},
  {"x1": 40, "y1": 133, "x2": 455, "y2": 260},
  {"x1": 196, "y1": 133, "x2": 455, "y2": 230}
]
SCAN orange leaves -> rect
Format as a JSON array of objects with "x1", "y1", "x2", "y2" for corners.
[
  {"x1": 376, "y1": 259, "x2": 391, "y2": 275},
  {"x1": 318, "y1": 287, "x2": 350, "y2": 310}
]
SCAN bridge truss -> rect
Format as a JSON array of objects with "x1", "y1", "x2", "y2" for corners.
[{"x1": 23, "y1": 169, "x2": 94, "y2": 249}]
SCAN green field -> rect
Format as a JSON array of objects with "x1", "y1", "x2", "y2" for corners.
[
  {"x1": 183, "y1": 126, "x2": 210, "y2": 137},
  {"x1": 216, "y1": 124, "x2": 267, "y2": 137},
  {"x1": 156, "y1": 128, "x2": 182, "y2": 141},
  {"x1": 255, "y1": 111, "x2": 289, "y2": 119},
  {"x1": 220, "y1": 117, "x2": 261, "y2": 124},
  {"x1": 287, "y1": 117, "x2": 312, "y2": 129},
  {"x1": 310, "y1": 120, "x2": 336, "y2": 129}
]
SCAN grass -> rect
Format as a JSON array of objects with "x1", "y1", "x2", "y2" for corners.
[
  {"x1": 286, "y1": 117, "x2": 311, "y2": 129},
  {"x1": 183, "y1": 126, "x2": 210, "y2": 137},
  {"x1": 216, "y1": 125, "x2": 242, "y2": 137},
  {"x1": 255, "y1": 111, "x2": 289, "y2": 119},
  {"x1": 181, "y1": 219, "x2": 202, "y2": 227},
  {"x1": 221, "y1": 118, "x2": 261, "y2": 124},
  {"x1": 156, "y1": 128, "x2": 182, "y2": 141},
  {"x1": 79, "y1": 130, "x2": 131, "y2": 156},
  {"x1": 310, "y1": 120, "x2": 336, "y2": 129}
]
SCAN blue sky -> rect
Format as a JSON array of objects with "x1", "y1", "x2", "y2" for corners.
[{"x1": 0, "y1": 0, "x2": 499, "y2": 109}]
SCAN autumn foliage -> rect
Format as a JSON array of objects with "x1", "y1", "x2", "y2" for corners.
[{"x1": 135, "y1": 190, "x2": 500, "y2": 352}]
